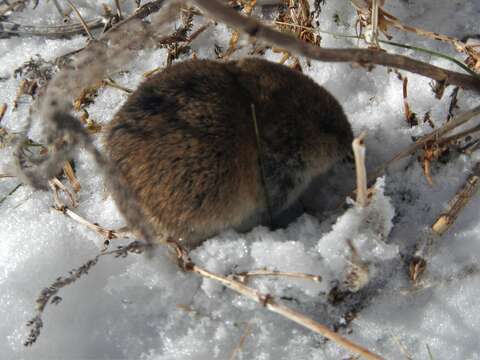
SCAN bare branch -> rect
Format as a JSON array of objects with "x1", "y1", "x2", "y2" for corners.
[
  {"x1": 370, "y1": 104, "x2": 480, "y2": 182},
  {"x1": 190, "y1": 0, "x2": 480, "y2": 92},
  {"x1": 0, "y1": 18, "x2": 105, "y2": 38},
  {"x1": 190, "y1": 262, "x2": 384, "y2": 360},
  {"x1": 65, "y1": 0, "x2": 95, "y2": 41}
]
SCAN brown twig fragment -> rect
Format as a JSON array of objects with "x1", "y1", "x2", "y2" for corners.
[
  {"x1": 0, "y1": 103, "x2": 7, "y2": 122},
  {"x1": 401, "y1": 77, "x2": 418, "y2": 126},
  {"x1": 431, "y1": 162, "x2": 480, "y2": 235},
  {"x1": 352, "y1": 131, "x2": 368, "y2": 208},
  {"x1": 190, "y1": 0, "x2": 480, "y2": 92},
  {"x1": 63, "y1": 161, "x2": 81, "y2": 193}
]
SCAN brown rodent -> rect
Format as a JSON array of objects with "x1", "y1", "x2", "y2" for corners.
[{"x1": 105, "y1": 58, "x2": 353, "y2": 248}]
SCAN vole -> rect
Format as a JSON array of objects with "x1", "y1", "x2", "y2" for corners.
[{"x1": 105, "y1": 58, "x2": 353, "y2": 248}]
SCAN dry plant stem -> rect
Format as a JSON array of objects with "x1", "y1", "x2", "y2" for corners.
[
  {"x1": 49, "y1": 177, "x2": 126, "y2": 240},
  {"x1": 190, "y1": 0, "x2": 480, "y2": 92},
  {"x1": 49, "y1": 177, "x2": 78, "y2": 208},
  {"x1": 438, "y1": 123, "x2": 480, "y2": 146},
  {"x1": 65, "y1": 0, "x2": 95, "y2": 40},
  {"x1": 190, "y1": 264, "x2": 384, "y2": 360},
  {"x1": 0, "y1": 17, "x2": 105, "y2": 37},
  {"x1": 233, "y1": 269, "x2": 322, "y2": 283},
  {"x1": 63, "y1": 162, "x2": 81, "y2": 192},
  {"x1": 0, "y1": 103, "x2": 7, "y2": 121},
  {"x1": 58, "y1": 207, "x2": 127, "y2": 240},
  {"x1": 370, "y1": 0, "x2": 379, "y2": 47},
  {"x1": 370, "y1": 104, "x2": 480, "y2": 182},
  {"x1": 104, "y1": 78, "x2": 133, "y2": 93},
  {"x1": 431, "y1": 162, "x2": 480, "y2": 235},
  {"x1": 353, "y1": 131, "x2": 368, "y2": 208}
]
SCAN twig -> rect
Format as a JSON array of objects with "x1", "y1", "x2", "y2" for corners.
[
  {"x1": 26, "y1": 232, "x2": 380, "y2": 358},
  {"x1": 63, "y1": 161, "x2": 81, "y2": 192},
  {"x1": 369, "y1": 0, "x2": 380, "y2": 47},
  {"x1": 379, "y1": 39, "x2": 478, "y2": 78},
  {"x1": 49, "y1": 177, "x2": 78, "y2": 208},
  {"x1": 55, "y1": 206, "x2": 129, "y2": 241},
  {"x1": 437, "y1": 123, "x2": 480, "y2": 146},
  {"x1": 188, "y1": 261, "x2": 384, "y2": 360},
  {"x1": 232, "y1": 269, "x2": 322, "y2": 283},
  {"x1": 411, "y1": 160, "x2": 480, "y2": 281},
  {"x1": 431, "y1": 162, "x2": 480, "y2": 235},
  {"x1": 189, "y1": 0, "x2": 480, "y2": 92},
  {"x1": 103, "y1": 77, "x2": 133, "y2": 93},
  {"x1": 0, "y1": 17, "x2": 105, "y2": 37},
  {"x1": 270, "y1": 21, "x2": 478, "y2": 77},
  {"x1": 0, "y1": 103, "x2": 7, "y2": 121},
  {"x1": 49, "y1": 175, "x2": 128, "y2": 241},
  {"x1": 370, "y1": 104, "x2": 480, "y2": 182},
  {"x1": 65, "y1": 0, "x2": 95, "y2": 41},
  {"x1": 352, "y1": 131, "x2": 368, "y2": 208},
  {"x1": 187, "y1": 20, "x2": 213, "y2": 42}
]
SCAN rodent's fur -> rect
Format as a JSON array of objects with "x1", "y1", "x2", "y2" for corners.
[{"x1": 105, "y1": 58, "x2": 353, "y2": 247}]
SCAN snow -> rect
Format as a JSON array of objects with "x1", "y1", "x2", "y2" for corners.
[{"x1": 1, "y1": 0, "x2": 480, "y2": 359}]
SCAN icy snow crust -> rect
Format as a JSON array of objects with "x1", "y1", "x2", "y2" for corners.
[{"x1": 1, "y1": 0, "x2": 480, "y2": 359}]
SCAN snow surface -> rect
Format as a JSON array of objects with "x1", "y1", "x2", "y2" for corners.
[{"x1": 1, "y1": 0, "x2": 480, "y2": 359}]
